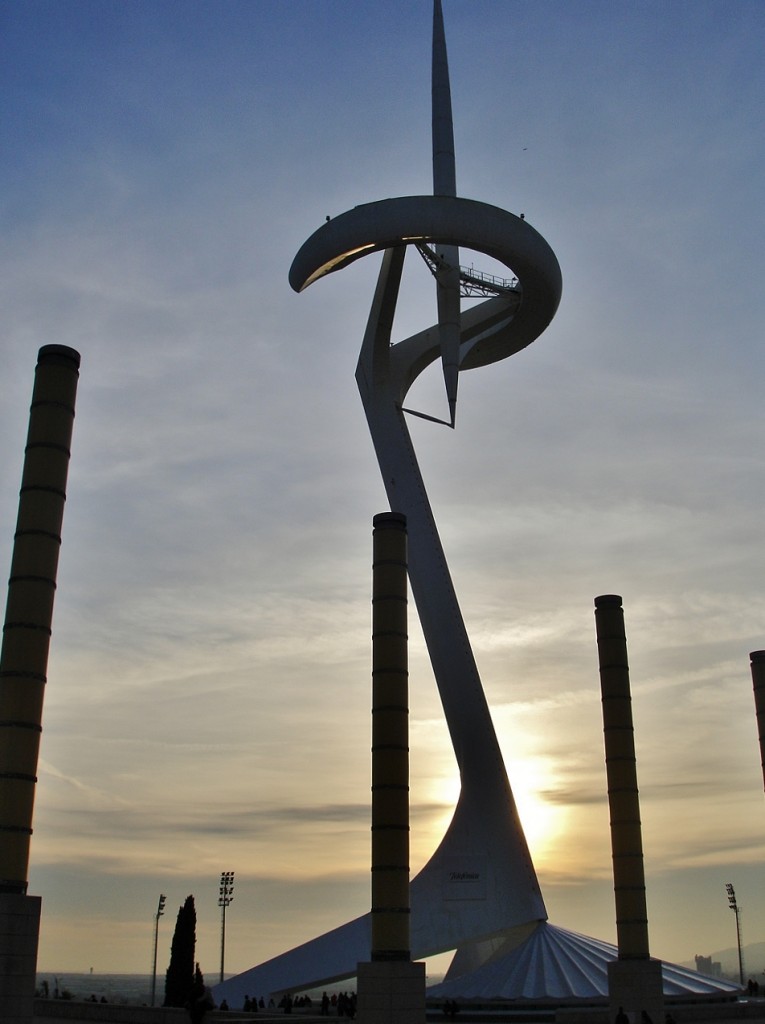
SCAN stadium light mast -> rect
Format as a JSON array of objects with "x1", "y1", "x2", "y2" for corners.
[
  {"x1": 725, "y1": 883, "x2": 744, "y2": 985},
  {"x1": 219, "y1": 871, "x2": 235, "y2": 984},
  {"x1": 150, "y1": 893, "x2": 166, "y2": 1006}
]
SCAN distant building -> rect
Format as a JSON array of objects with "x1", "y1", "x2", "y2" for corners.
[{"x1": 695, "y1": 955, "x2": 722, "y2": 977}]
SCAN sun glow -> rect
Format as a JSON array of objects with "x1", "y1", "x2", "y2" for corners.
[
  {"x1": 416, "y1": 753, "x2": 568, "y2": 872},
  {"x1": 505, "y1": 754, "x2": 569, "y2": 867}
]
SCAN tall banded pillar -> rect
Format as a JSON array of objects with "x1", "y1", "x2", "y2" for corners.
[
  {"x1": 0, "y1": 345, "x2": 80, "y2": 1024},
  {"x1": 371, "y1": 511, "x2": 410, "y2": 961},
  {"x1": 594, "y1": 594, "x2": 663, "y2": 1024},
  {"x1": 0, "y1": 345, "x2": 80, "y2": 888},
  {"x1": 358, "y1": 512, "x2": 424, "y2": 1024}
]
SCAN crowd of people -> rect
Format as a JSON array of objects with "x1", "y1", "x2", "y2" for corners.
[
  {"x1": 210, "y1": 989, "x2": 358, "y2": 1016},
  {"x1": 319, "y1": 990, "x2": 356, "y2": 1017}
]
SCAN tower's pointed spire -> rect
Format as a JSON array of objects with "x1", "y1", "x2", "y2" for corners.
[
  {"x1": 432, "y1": 0, "x2": 456, "y2": 198},
  {"x1": 432, "y1": 0, "x2": 460, "y2": 425}
]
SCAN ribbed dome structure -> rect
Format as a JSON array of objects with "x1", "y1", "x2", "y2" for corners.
[{"x1": 427, "y1": 922, "x2": 740, "y2": 1001}]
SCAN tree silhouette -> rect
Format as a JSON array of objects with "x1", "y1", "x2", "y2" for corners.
[{"x1": 164, "y1": 895, "x2": 197, "y2": 1007}]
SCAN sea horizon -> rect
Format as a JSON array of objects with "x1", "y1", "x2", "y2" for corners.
[
  {"x1": 33, "y1": 971, "x2": 373, "y2": 1007},
  {"x1": 36, "y1": 973, "x2": 158, "y2": 1006}
]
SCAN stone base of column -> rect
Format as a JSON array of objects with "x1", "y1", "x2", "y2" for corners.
[
  {"x1": 356, "y1": 960, "x2": 426, "y2": 1024},
  {"x1": 0, "y1": 893, "x2": 41, "y2": 1024},
  {"x1": 608, "y1": 957, "x2": 664, "y2": 1024}
]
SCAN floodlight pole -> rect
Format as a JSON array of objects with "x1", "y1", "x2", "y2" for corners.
[
  {"x1": 219, "y1": 871, "x2": 234, "y2": 984},
  {"x1": 150, "y1": 893, "x2": 166, "y2": 1006},
  {"x1": 725, "y1": 883, "x2": 744, "y2": 986}
]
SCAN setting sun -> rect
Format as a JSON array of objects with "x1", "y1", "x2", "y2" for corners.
[{"x1": 504, "y1": 754, "x2": 569, "y2": 867}]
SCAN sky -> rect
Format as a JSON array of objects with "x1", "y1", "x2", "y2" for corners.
[{"x1": 1, "y1": 0, "x2": 765, "y2": 984}]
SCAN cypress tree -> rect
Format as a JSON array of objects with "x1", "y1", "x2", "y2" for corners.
[
  {"x1": 194, "y1": 963, "x2": 205, "y2": 989},
  {"x1": 164, "y1": 895, "x2": 197, "y2": 1007}
]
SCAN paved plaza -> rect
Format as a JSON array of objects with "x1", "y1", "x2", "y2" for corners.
[{"x1": 31, "y1": 997, "x2": 765, "y2": 1024}]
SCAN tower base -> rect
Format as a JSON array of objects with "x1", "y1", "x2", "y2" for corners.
[
  {"x1": 356, "y1": 960, "x2": 426, "y2": 1024},
  {"x1": 608, "y1": 957, "x2": 664, "y2": 1024},
  {"x1": 0, "y1": 893, "x2": 41, "y2": 1024}
]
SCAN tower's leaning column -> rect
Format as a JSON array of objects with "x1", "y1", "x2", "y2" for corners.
[{"x1": 0, "y1": 344, "x2": 80, "y2": 1024}]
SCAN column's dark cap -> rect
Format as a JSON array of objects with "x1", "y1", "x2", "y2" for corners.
[
  {"x1": 373, "y1": 511, "x2": 407, "y2": 529},
  {"x1": 37, "y1": 345, "x2": 81, "y2": 369}
]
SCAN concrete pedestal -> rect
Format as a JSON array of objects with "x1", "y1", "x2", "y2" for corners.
[
  {"x1": 0, "y1": 892, "x2": 41, "y2": 1024},
  {"x1": 356, "y1": 960, "x2": 426, "y2": 1024},
  {"x1": 608, "y1": 957, "x2": 664, "y2": 1024}
]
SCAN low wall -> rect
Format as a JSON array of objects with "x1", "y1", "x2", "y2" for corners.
[
  {"x1": 34, "y1": 1002, "x2": 325, "y2": 1024},
  {"x1": 556, "y1": 1001, "x2": 759, "y2": 1024},
  {"x1": 34, "y1": 1002, "x2": 186, "y2": 1024}
]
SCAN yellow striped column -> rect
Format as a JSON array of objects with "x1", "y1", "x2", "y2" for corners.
[
  {"x1": 371, "y1": 511, "x2": 410, "y2": 961},
  {"x1": 0, "y1": 345, "x2": 80, "y2": 894},
  {"x1": 595, "y1": 595, "x2": 663, "y2": 1024},
  {"x1": 595, "y1": 594, "x2": 649, "y2": 958}
]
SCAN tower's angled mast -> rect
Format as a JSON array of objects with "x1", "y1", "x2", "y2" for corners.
[
  {"x1": 432, "y1": 0, "x2": 461, "y2": 426},
  {"x1": 215, "y1": 0, "x2": 566, "y2": 1001}
]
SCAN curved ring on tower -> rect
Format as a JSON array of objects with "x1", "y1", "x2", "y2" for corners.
[{"x1": 289, "y1": 195, "x2": 562, "y2": 370}]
